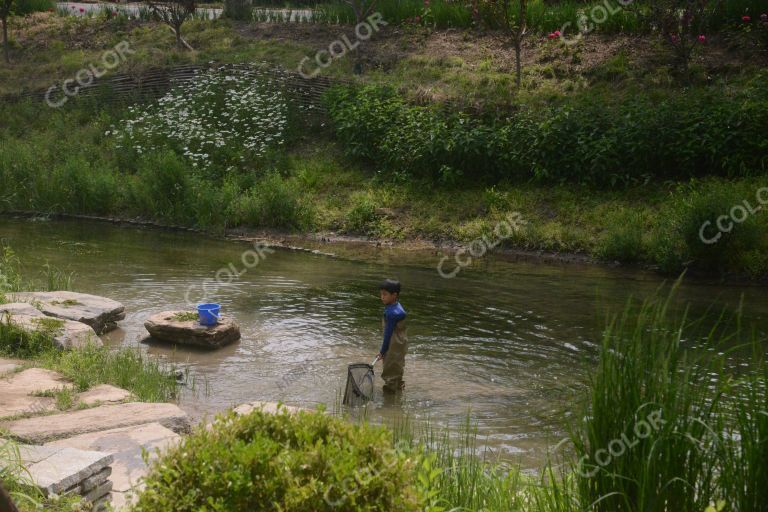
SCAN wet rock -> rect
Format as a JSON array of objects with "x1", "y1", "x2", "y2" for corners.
[
  {"x1": 9, "y1": 291, "x2": 125, "y2": 334},
  {"x1": 0, "y1": 302, "x2": 101, "y2": 350},
  {"x1": 144, "y1": 311, "x2": 240, "y2": 349}
]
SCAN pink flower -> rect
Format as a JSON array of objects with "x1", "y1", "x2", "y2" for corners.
[
  {"x1": 670, "y1": 34, "x2": 679, "y2": 43},
  {"x1": 547, "y1": 32, "x2": 556, "y2": 40},
  {"x1": 742, "y1": 15, "x2": 751, "y2": 22},
  {"x1": 414, "y1": 15, "x2": 421, "y2": 23},
  {"x1": 553, "y1": 30, "x2": 561, "y2": 37},
  {"x1": 424, "y1": 0, "x2": 430, "y2": 6},
  {"x1": 698, "y1": 34, "x2": 706, "y2": 43},
  {"x1": 79, "y1": 7, "x2": 84, "y2": 12},
  {"x1": 112, "y1": 11, "x2": 117, "y2": 16}
]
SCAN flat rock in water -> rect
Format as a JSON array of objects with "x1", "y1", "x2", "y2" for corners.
[
  {"x1": 9, "y1": 291, "x2": 125, "y2": 334},
  {"x1": 1, "y1": 402, "x2": 191, "y2": 443},
  {"x1": 0, "y1": 302, "x2": 101, "y2": 350},
  {"x1": 47, "y1": 421, "x2": 181, "y2": 509},
  {"x1": 0, "y1": 368, "x2": 72, "y2": 418},
  {"x1": 144, "y1": 311, "x2": 240, "y2": 349}
]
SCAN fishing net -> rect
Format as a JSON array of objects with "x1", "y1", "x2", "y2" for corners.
[{"x1": 343, "y1": 363, "x2": 375, "y2": 406}]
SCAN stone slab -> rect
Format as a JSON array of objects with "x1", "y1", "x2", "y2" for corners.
[
  {"x1": 0, "y1": 303, "x2": 102, "y2": 350},
  {"x1": 8, "y1": 291, "x2": 125, "y2": 334},
  {"x1": 0, "y1": 368, "x2": 71, "y2": 418},
  {"x1": 144, "y1": 310, "x2": 240, "y2": 349},
  {"x1": 0, "y1": 356, "x2": 23, "y2": 376},
  {"x1": 83, "y1": 480, "x2": 113, "y2": 502},
  {"x1": 47, "y1": 422, "x2": 180, "y2": 493},
  {"x1": 77, "y1": 466, "x2": 112, "y2": 493},
  {"x1": 232, "y1": 401, "x2": 306, "y2": 416},
  {"x1": 1, "y1": 402, "x2": 191, "y2": 443},
  {"x1": 0, "y1": 444, "x2": 113, "y2": 496},
  {"x1": 47, "y1": 421, "x2": 181, "y2": 510},
  {"x1": 77, "y1": 384, "x2": 132, "y2": 406}
]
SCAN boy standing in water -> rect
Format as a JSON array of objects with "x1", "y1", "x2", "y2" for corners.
[{"x1": 377, "y1": 279, "x2": 408, "y2": 393}]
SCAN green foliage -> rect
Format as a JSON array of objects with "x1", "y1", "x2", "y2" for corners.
[
  {"x1": 14, "y1": 0, "x2": 53, "y2": 14},
  {"x1": 325, "y1": 81, "x2": 768, "y2": 187},
  {"x1": 650, "y1": 182, "x2": 767, "y2": 274},
  {"x1": 596, "y1": 210, "x2": 645, "y2": 263},
  {"x1": 37, "y1": 343, "x2": 181, "y2": 402},
  {"x1": 345, "y1": 192, "x2": 380, "y2": 235},
  {"x1": 569, "y1": 288, "x2": 723, "y2": 511},
  {"x1": 0, "y1": 317, "x2": 59, "y2": 358},
  {"x1": 229, "y1": 172, "x2": 313, "y2": 230},
  {"x1": 131, "y1": 407, "x2": 421, "y2": 511}
]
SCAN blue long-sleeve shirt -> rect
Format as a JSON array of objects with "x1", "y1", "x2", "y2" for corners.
[{"x1": 380, "y1": 302, "x2": 406, "y2": 355}]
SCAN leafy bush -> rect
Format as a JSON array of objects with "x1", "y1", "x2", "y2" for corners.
[
  {"x1": 325, "y1": 82, "x2": 768, "y2": 187},
  {"x1": 229, "y1": 172, "x2": 312, "y2": 230},
  {"x1": 345, "y1": 192, "x2": 381, "y2": 235},
  {"x1": 131, "y1": 407, "x2": 421, "y2": 511},
  {"x1": 651, "y1": 183, "x2": 766, "y2": 274},
  {"x1": 596, "y1": 210, "x2": 645, "y2": 263}
]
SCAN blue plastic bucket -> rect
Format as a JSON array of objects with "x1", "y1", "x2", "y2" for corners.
[{"x1": 197, "y1": 303, "x2": 221, "y2": 326}]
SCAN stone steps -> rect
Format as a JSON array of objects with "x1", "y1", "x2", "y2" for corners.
[
  {"x1": 46, "y1": 421, "x2": 182, "y2": 510},
  {"x1": 1, "y1": 402, "x2": 190, "y2": 444}
]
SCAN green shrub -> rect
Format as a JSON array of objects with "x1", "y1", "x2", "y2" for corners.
[
  {"x1": 230, "y1": 173, "x2": 312, "y2": 230},
  {"x1": 15, "y1": 0, "x2": 55, "y2": 14},
  {"x1": 651, "y1": 183, "x2": 766, "y2": 274},
  {"x1": 129, "y1": 151, "x2": 193, "y2": 224},
  {"x1": 596, "y1": 210, "x2": 645, "y2": 263},
  {"x1": 345, "y1": 192, "x2": 380, "y2": 235},
  {"x1": 325, "y1": 81, "x2": 768, "y2": 187},
  {"x1": 131, "y1": 407, "x2": 421, "y2": 511}
]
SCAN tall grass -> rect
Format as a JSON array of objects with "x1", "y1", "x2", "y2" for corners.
[{"x1": 568, "y1": 287, "x2": 726, "y2": 511}]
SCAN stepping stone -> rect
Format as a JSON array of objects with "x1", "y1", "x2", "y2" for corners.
[
  {"x1": 0, "y1": 356, "x2": 23, "y2": 375},
  {"x1": 8, "y1": 291, "x2": 125, "y2": 334},
  {"x1": 233, "y1": 401, "x2": 306, "y2": 416},
  {"x1": 0, "y1": 302, "x2": 102, "y2": 350},
  {"x1": 0, "y1": 443, "x2": 113, "y2": 497},
  {"x1": 1, "y1": 402, "x2": 191, "y2": 443},
  {"x1": 46, "y1": 422, "x2": 181, "y2": 510},
  {"x1": 144, "y1": 311, "x2": 240, "y2": 349},
  {"x1": 0, "y1": 368, "x2": 72, "y2": 419},
  {"x1": 77, "y1": 384, "x2": 132, "y2": 406}
]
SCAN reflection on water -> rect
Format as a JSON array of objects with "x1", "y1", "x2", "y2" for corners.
[{"x1": 2, "y1": 217, "x2": 766, "y2": 468}]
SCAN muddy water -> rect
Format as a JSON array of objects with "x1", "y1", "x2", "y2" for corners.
[{"x1": 2, "y1": 217, "x2": 766, "y2": 468}]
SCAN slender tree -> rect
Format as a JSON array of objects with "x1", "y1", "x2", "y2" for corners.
[
  {"x1": 345, "y1": 0, "x2": 377, "y2": 25},
  {"x1": 147, "y1": 0, "x2": 196, "y2": 50},
  {"x1": 0, "y1": 0, "x2": 14, "y2": 63},
  {"x1": 501, "y1": 0, "x2": 528, "y2": 89}
]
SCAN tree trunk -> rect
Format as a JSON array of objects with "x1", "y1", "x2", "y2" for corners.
[
  {"x1": 0, "y1": 481, "x2": 20, "y2": 512},
  {"x1": 2, "y1": 17, "x2": 9, "y2": 64},
  {"x1": 514, "y1": 41, "x2": 521, "y2": 89},
  {"x1": 175, "y1": 25, "x2": 182, "y2": 49}
]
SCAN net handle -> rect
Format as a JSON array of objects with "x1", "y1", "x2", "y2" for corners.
[{"x1": 371, "y1": 355, "x2": 381, "y2": 367}]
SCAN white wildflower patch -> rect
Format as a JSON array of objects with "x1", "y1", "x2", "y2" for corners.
[{"x1": 111, "y1": 66, "x2": 291, "y2": 171}]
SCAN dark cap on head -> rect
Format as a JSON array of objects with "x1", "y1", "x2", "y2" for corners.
[{"x1": 379, "y1": 279, "x2": 401, "y2": 294}]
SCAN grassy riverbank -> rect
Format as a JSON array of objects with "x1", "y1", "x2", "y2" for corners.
[{"x1": 1, "y1": 14, "x2": 767, "y2": 280}]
